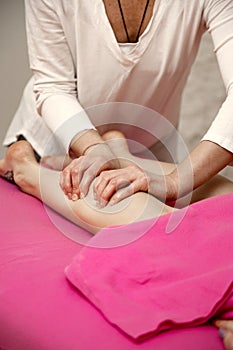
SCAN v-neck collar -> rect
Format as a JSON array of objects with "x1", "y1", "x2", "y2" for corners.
[{"x1": 97, "y1": 0, "x2": 165, "y2": 67}]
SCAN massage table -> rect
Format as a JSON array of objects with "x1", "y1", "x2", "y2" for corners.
[{"x1": 0, "y1": 177, "x2": 230, "y2": 350}]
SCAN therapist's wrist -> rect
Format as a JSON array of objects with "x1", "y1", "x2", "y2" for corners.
[
  {"x1": 164, "y1": 172, "x2": 179, "y2": 202},
  {"x1": 69, "y1": 129, "x2": 104, "y2": 158},
  {"x1": 83, "y1": 142, "x2": 110, "y2": 155}
]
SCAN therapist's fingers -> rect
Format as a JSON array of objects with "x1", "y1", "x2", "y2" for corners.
[
  {"x1": 98, "y1": 177, "x2": 131, "y2": 207},
  {"x1": 60, "y1": 166, "x2": 73, "y2": 198},
  {"x1": 60, "y1": 143, "x2": 120, "y2": 199},
  {"x1": 77, "y1": 151, "x2": 120, "y2": 198},
  {"x1": 101, "y1": 177, "x2": 130, "y2": 201},
  {"x1": 94, "y1": 165, "x2": 149, "y2": 206},
  {"x1": 69, "y1": 167, "x2": 81, "y2": 200},
  {"x1": 109, "y1": 179, "x2": 147, "y2": 205},
  {"x1": 94, "y1": 169, "x2": 130, "y2": 203},
  {"x1": 60, "y1": 158, "x2": 82, "y2": 199},
  {"x1": 93, "y1": 169, "x2": 115, "y2": 199},
  {"x1": 60, "y1": 156, "x2": 114, "y2": 200},
  {"x1": 78, "y1": 160, "x2": 107, "y2": 198}
]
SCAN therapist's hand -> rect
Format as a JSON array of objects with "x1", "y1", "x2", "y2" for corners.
[
  {"x1": 93, "y1": 165, "x2": 148, "y2": 207},
  {"x1": 93, "y1": 164, "x2": 178, "y2": 207},
  {"x1": 60, "y1": 143, "x2": 120, "y2": 200}
]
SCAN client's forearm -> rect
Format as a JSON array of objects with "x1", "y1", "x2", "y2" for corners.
[
  {"x1": 1, "y1": 140, "x2": 174, "y2": 234},
  {"x1": 39, "y1": 166, "x2": 172, "y2": 233}
]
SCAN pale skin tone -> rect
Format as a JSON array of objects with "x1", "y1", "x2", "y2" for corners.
[
  {"x1": 0, "y1": 130, "x2": 233, "y2": 347},
  {"x1": 0, "y1": 131, "x2": 176, "y2": 234}
]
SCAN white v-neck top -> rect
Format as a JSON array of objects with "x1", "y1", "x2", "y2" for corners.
[{"x1": 3, "y1": 0, "x2": 233, "y2": 157}]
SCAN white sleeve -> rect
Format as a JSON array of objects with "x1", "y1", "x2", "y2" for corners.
[
  {"x1": 202, "y1": 0, "x2": 233, "y2": 153},
  {"x1": 24, "y1": 0, "x2": 96, "y2": 152}
]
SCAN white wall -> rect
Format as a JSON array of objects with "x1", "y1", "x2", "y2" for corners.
[{"x1": 0, "y1": 0, "x2": 31, "y2": 157}]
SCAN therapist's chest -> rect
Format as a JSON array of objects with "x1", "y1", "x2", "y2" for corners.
[{"x1": 102, "y1": 0, "x2": 155, "y2": 43}]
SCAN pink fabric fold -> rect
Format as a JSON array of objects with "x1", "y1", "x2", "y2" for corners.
[
  {"x1": 0, "y1": 178, "x2": 227, "y2": 349},
  {"x1": 65, "y1": 193, "x2": 233, "y2": 340}
]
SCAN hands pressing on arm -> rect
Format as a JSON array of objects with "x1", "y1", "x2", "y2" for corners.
[
  {"x1": 59, "y1": 130, "x2": 233, "y2": 208},
  {"x1": 59, "y1": 129, "x2": 179, "y2": 206},
  {"x1": 60, "y1": 141, "x2": 120, "y2": 201},
  {"x1": 60, "y1": 129, "x2": 122, "y2": 201},
  {"x1": 93, "y1": 165, "x2": 177, "y2": 207}
]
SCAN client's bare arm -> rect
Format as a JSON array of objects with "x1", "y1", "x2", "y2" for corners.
[{"x1": 0, "y1": 138, "x2": 173, "y2": 235}]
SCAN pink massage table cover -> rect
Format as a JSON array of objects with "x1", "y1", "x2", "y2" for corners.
[
  {"x1": 0, "y1": 178, "x2": 229, "y2": 349},
  {"x1": 66, "y1": 191, "x2": 233, "y2": 340}
]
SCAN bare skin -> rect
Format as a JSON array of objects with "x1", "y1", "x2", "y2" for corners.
[
  {"x1": 41, "y1": 153, "x2": 72, "y2": 171},
  {"x1": 103, "y1": 0, "x2": 156, "y2": 43},
  {"x1": 0, "y1": 130, "x2": 233, "y2": 347},
  {"x1": 0, "y1": 132, "x2": 174, "y2": 233},
  {"x1": 92, "y1": 132, "x2": 233, "y2": 208},
  {"x1": 43, "y1": 132, "x2": 233, "y2": 208}
]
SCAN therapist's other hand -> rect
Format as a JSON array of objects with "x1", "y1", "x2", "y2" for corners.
[
  {"x1": 93, "y1": 165, "x2": 178, "y2": 207},
  {"x1": 60, "y1": 143, "x2": 120, "y2": 200},
  {"x1": 94, "y1": 165, "x2": 149, "y2": 207}
]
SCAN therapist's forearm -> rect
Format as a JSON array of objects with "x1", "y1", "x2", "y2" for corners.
[
  {"x1": 69, "y1": 129, "x2": 105, "y2": 158},
  {"x1": 169, "y1": 140, "x2": 233, "y2": 200}
]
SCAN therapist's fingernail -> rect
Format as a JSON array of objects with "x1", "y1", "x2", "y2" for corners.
[
  {"x1": 219, "y1": 328, "x2": 227, "y2": 338},
  {"x1": 96, "y1": 201, "x2": 102, "y2": 208},
  {"x1": 72, "y1": 194, "x2": 78, "y2": 201},
  {"x1": 67, "y1": 193, "x2": 72, "y2": 199},
  {"x1": 98, "y1": 200, "x2": 106, "y2": 208},
  {"x1": 80, "y1": 192, "x2": 85, "y2": 199}
]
